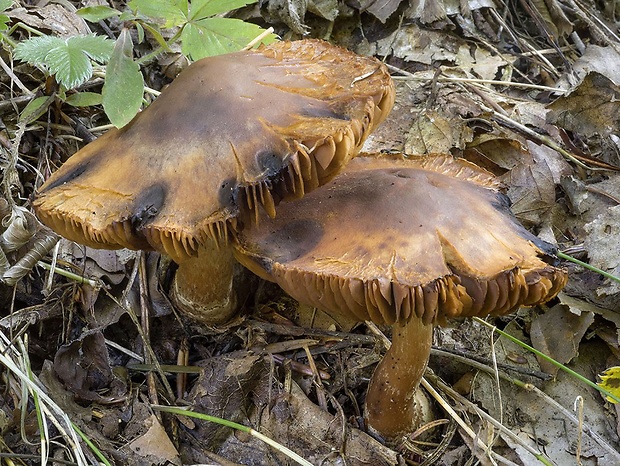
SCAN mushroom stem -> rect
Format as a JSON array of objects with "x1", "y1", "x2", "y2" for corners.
[
  {"x1": 171, "y1": 241, "x2": 251, "y2": 324},
  {"x1": 365, "y1": 317, "x2": 433, "y2": 438}
]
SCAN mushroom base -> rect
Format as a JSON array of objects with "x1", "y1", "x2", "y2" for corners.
[
  {"x1": 171, "y1": 242, "x2": 253, "y2": 324},
  {"x1": 365, "y1": 317, "x2": 434, "y2": 439}
]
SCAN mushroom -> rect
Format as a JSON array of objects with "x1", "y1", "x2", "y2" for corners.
[
  {"x1": 233, "y1": 153, "x2": 568, "y2": 438},
  {"x1": 32, "y1": 40, "x2": 395, "y2": 323}
]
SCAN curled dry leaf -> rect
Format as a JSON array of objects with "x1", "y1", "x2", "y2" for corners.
[{"x1": 53, "y1": 330, "x2": 126, "y2": 403}]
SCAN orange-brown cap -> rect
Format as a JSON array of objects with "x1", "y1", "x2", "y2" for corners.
[
  {"x1": 234, "y1": 153, "x2": 568, "y2": 325},
  {"x1": 33, "y1": 40, "x2": 394, "y2": 262}
]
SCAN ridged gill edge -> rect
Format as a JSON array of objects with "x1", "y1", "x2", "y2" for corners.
[{"x1": 261, "y1": 261, "x2": 568, "y2": 326}]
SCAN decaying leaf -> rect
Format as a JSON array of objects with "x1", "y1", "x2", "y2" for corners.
[
  {"x1": 376, "y1": 23, "x2": 510, "y2": 78},
  {"x1": 179, "y1": 350, "x2": 398, "y2": 464},
  {"x1": 583, "y1": 205, "x2": 620, "y2": 297},
  {"x1": 529, "y1": 0, "x2": 573, "y2": 38},
  {"x1": 548, "y1": 72, "x2": 620, "y2": 138},
  {"x1": 127, "y1": 414, "x2": 181, "y2": 465},
  {"x1": 530, "y1": 304, "x2": 595, "y2": 377},
  {"x1": 53, "y1": 330, "x2": 126, "y2": 402},
  {"x1": 501, "y1": 144, "x2": 557, "y2": 227},
  {"x1": 8, "y1": 4, "x2": 91, "y2": 37},
  {"x1": 558, "y1": 45, "x2": 620, "y2": 87},
  {"x1": 405, "y1": 109, "x2": 474, "y2": 154}
]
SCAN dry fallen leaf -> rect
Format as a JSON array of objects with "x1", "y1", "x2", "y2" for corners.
[
  {"x1": 583, "y1": 205, "x2": 620, "y2": 297},
  {"x1": 53, "y1": 330, "x2": 126, "y2": 402},
  {"x1": 548, "y1": 72, "x2": 620, "y2": 138},
  {"x1": 127, "y1": 414, "x2": 181, "y2": 466},
  {"x1": 529, "y1": 304, "x2": 595, "y2": 376}
]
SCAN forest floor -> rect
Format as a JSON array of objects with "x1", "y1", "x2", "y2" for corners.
[{"x1": 1, "y1": 1, "x2": 620, "y2": 465}]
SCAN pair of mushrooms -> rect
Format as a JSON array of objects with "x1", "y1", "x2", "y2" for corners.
[{"x1": 33, "y1": 40, "x2": 567, "y2": 439}]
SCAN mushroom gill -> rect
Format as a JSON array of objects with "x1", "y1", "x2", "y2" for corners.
[
  {"x1": 233, "y1": 153, "x2": 568, "y2": 438},
  {"x1": 33, "y1": 40, "x2": 394, "y2": 261}
]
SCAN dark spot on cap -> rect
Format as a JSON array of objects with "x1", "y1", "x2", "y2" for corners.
[
  {"x1": 218, "y1": 178, "x2": 237, "y2": 208},
  {"x1": 42, "y1": 157, "x2": 95, "y2": 192},
  {"x1": 256, "y1": 151, "x2": 285, "y2": 178},
  {"x1": 268, "y1": 219, "x2": 323, "y2": 263},
  {"x1": 131, "y1": 183, "x2": 166, "y2": 229}
]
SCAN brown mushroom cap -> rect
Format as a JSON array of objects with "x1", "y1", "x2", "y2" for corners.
[
  {"x1": 234, "y1": 153, "x2": 568, "y2": 438},
  {"x1": 234, "y1": 153, "x2": 568, "y2": 326},
  {"x1": 33, "y1": 40, "x2": 394, "y2": 262}
]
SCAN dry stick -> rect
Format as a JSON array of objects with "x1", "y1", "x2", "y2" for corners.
[
  {"x1": 108, "y1": 269, "x2": 176, "y2": 401},
  {"x1": 488, "y1": 7, "x2": 560, "y2": 78},
  {"x1": 249, "y1": 320, "x2": 376, "y2": 345},
  {"x1": 0, "y1": 56, "x2": 33, "y2": 95},
  {"x1": 567, "y1": 0, "x2": 620, "y2": 52},
  {"x1": 431, "y1": 347, "x2": 552, "y2": 380},
  {"x1": 420, "y1": 378, "x2": 525, "y2": 466},
  {"x1": 176, "y1": 338, "x2": 189, "y2": 399},
  {"x1": 138, "y1": 253, "x2": 161, "y2": 416},
  {"x1": 303, "y1": 344, "x2": 328, "y2": 411},
  {"x1": 489, "y1": 110, "x2": 614, "y2": 171},
  {"x1": 387, "y1": 64, "x2": 564, "y2": 93},
  {"x1": 242, "y1": 27, "x2": 275, "y2": 51},
  {"x1": 574, "y1": 396, "x2": 584, "y2": 466}
]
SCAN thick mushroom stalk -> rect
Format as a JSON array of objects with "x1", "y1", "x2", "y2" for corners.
[
  {"x1": 366, "y1": 319, "x2": 433, "y2": 437},
  {"x1": 233, "y1": 153, "x2": 568, "y2": 439},
  {"x1": 170, "y1": 242, "x2": 251, "y2": 324}
]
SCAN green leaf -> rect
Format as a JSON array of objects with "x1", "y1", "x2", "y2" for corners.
[
  {"x1": 65, "y1": 92, "x2": 103, "y2": 107},
  {"x1": 140, "y1": 22, "x2": 172, "y2": 52},
  {"x1": 19, "y1": 95, "x2": 54, "y2": 124},
  {"x1": 0, "y1": 0, "x2": 13, "y2": 12},
  {"x1": 14, "y1": 35, "x2": 64, "y2": 65},
  {"x1": 0, "y1": 13, "x2": 10, "y2": 31},
  {"x1": 181, "y1": 18, "x2": 275, "y2": 59},
  {"x1": 14, "y1": 35, "x2": 114, "y2": 89},
  {"x1": 128, "y1": 0, "x2": 187, "y2": 28},
  {"x1": 189, "y1": 0, "x2": 257, "y2": 21},
  {"x1": 77, "y1": 6, "x2": 121, "y2": 22},
  {"x1": 69, "y1": 35, "x2": 115, "y2": 62},
  {"x1": 102, "y1": 29, "x2": 144, "y2": 128},
  {"x1": 45, "y1": 44, "x2": 93, "y2": 89}
]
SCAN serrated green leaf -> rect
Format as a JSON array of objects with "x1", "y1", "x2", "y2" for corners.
[
  {"x1": 67, "y1": 35, "x2": 115, "y2": 62},
  {"x1": 45, "y1": 44, "x2": 92, "y2": 89},
  {"x1": 14, "y1": 35, "x2": 113, "y2": 89},
  {"x1": 102, "y1": 29, "x2": 144, "y2": 128},
  {"x1": 77, "y1": 6, "x2": 121, "y2": 22},
  {"x1": 14, "y1": 35, "x2": 65, "y2": 65},
  {"x1": 189, "y1": 0, "x2": 257, "y2": 21},
  {"x1": 128, "y1": 0, "x2": 187, "y2": 28},
  {"x1": 65, "y1": 92, "x2": 103, "y2": 107},
  {"x1": 181, "y1": 18, "x2": 275, "y2": 59},
  {"x1": 19, "y1": 95, "x2": 54, "y2": 124}
]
